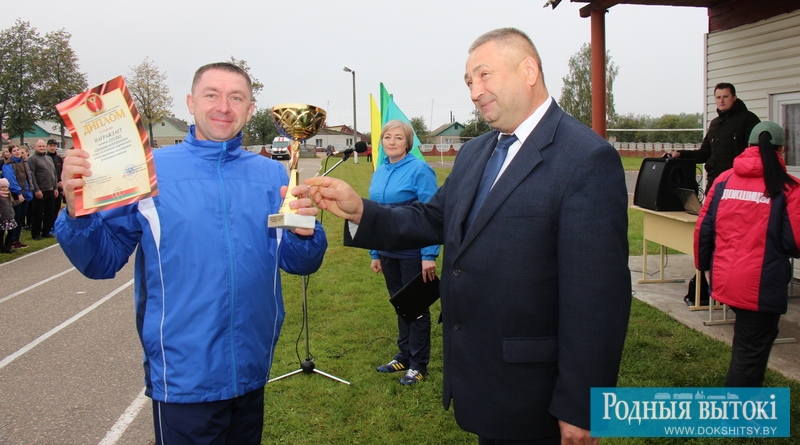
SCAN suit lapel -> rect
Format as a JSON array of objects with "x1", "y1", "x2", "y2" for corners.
[
  {"x1": 457, "y1": 102, "x2": 563, "y2": 255},
  {"x1": 452, "y1": 132, "x2": 500, "y2": 235}
]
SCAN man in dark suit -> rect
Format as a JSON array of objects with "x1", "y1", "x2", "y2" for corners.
[{"x1": 307, "y1": 28, "x2": 631, "y2": 444}]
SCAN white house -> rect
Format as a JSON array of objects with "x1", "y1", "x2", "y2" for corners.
[{"x1": 149, "y1": 116, "x2": 190, "y2": 148}]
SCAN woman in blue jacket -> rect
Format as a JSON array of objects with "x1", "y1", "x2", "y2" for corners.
[{"x1": 370, "y1": 120, "x2": 440, "y2": 385}]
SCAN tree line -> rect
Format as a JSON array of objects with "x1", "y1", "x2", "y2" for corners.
[
  {"x1": 0, "y1": 19, "x2": 87, "y2": 147},
  {"x1": 0, "y1": 19, "x2": 275, "y2": 148},
  {"x1": 1, "y1": 25, "x2": 701, "y2": 150}
]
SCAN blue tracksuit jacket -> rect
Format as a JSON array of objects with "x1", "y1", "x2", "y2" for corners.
[{"x1": 56, "y1": 127, "x2": 327, "y2": 403}]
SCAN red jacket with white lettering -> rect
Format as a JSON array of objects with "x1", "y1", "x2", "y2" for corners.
[{"x1": 695, "y1": 146, "x2": 800, "y2": 313}]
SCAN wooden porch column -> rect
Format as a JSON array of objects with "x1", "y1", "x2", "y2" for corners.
[{"x1": 591, "y1": 8, "x2": 607, "y2": 139}]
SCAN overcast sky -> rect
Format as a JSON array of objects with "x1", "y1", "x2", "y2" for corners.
[{"x1": 4, "y1": 0, "x2": 708, "y2": 132}]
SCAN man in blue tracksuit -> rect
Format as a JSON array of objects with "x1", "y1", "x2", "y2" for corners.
[{"x1": 56, "y1": 62, "x2": 327, "y2": 444}]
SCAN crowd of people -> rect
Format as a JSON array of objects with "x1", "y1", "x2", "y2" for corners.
[{"x1": 0, "y1": 139, "x2": 64, "y2": 253}]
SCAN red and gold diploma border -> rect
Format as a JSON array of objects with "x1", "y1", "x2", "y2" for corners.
[{"x1": 56, "y1": 76, "x2": 158, "y2": 216}]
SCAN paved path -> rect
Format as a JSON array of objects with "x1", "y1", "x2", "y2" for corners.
[
  {"x1": 630, "y1": 254, "x2": 800, "y2": 382},
  {"x1": 0, "y1": 245, "x2": 153, "y2": 445}
]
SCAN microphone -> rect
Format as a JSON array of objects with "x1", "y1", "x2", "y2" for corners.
[{"x1": 341, "y1": 141, "x2": 369, "y2": 160}]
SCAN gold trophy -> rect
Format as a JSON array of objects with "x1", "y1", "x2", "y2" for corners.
[{"x1": 268, "y1": 103, "x2": 327, "y2": 230}]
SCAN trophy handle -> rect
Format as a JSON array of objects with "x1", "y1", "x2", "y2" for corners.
[
  {"x1": 288, "y1": 140, "x2": 301, "y2": 172},
  {"x1": 269, "y1": 144, "x2": 315, "y2": 230},
  {"x1": 279, "y1": 140, "x2": 302, "y2": 214},
  {"x1": 279, "y1": 169, "x2": 300, "y2": 214}
]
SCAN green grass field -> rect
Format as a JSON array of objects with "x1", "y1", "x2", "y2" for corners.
[
  {"x1": 265, "y1": 159, "x2": 798, "y2": 444},
  {"x1": 0, "y1": 227, "x2": 59, "y2": 261}
]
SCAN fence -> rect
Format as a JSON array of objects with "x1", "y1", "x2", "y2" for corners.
[
  {"x1": 420, "y1": 144, "x2": 462, "y2": 157},
  {"x1": 418, "y1": 142, "x2": 700, "y2": 158},
  {"x1": 612, "y1": 142, "x2": 701, "y2": 157}
]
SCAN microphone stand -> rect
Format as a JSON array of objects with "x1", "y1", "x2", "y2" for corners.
[
  {"x1": 319, "y1": 150, "x2": 356, "y2": 176},
  {"x1": 268, "y1": 275, "x2": 351, "y2": 385},
  {"x1": 268, "y1": 151, "x2": 358, "y2": 386}
]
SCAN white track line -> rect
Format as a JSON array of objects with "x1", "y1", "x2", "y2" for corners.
[
  {"x1": 0, "y1": 267, "x2": 76, "y2": 304},
  {"x1": 0, "y1": 279, "x2": 133, "y2": 370},
  {"x1": 0, "y1": 244, "x2": 61, "y2": 267},
  {"x1": 98, "y1": 387, "x2": 149, "y2": 445}
]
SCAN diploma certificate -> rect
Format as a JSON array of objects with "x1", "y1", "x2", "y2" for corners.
[{"x1": 56, "y1": 76, "x2": 158, "y2": 216}]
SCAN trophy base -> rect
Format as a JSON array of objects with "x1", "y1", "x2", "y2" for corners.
[{"x1": 268, "y1": 213, "x2": 317, "y2": 230}]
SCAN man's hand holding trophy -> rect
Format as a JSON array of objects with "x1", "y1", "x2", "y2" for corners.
[{"x1": 268, "y1": 103, "x2": 327, "y2": 230}]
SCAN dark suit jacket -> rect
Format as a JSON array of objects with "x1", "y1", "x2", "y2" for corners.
[{"x1": 347, "y1": 102, "x2": 631, "y2": 440}]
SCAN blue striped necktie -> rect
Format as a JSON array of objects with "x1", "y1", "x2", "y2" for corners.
[{"x1": 465, "y1": 133, "x2": 517, "y2": 228}]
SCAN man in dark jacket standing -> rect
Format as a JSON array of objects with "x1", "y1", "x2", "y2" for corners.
[
  {"x1": 669, "y1": 83, "x2": 760, "y2": 190},
  {"x1": 46, "y1": 139, "x2": 64, "y2": 223},
  {"x1": 26, "y1": 139, "x2": 59, "y2": 240}
]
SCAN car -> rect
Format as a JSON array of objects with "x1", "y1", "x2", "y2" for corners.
[
  {"x1": 270, "y1": 146, "x2": 290, "y2": 160},
  {"x1": 270, "y1": 137, "x2": 291, "y2": 160}
]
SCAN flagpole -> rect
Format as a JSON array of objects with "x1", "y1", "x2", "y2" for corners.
[{"x1": 343, "y1": 67, "x2": 358, "y2": 164}]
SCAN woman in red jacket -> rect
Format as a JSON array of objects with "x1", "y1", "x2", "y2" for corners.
[{"x1": 695, "y1": 121, "x2": 800, "y2": 387}]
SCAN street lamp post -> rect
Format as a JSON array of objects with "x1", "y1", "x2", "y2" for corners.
[{"x1": 343, "y1": 66, "x2": 358, "y2": 164}]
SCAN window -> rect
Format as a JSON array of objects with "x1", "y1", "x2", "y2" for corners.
[
  {"x1": 771, "y1": 92, "x2": 800, "y2": 173},
  {"x1": 315, "y1": 139, "x2": 322, "y2": 147}
]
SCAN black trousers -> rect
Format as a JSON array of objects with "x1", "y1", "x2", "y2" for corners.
[
  {"x1": 726, "y1": 307, "x2": 781, "y2": 387},
  {"x1": 50, "y1": 191, "x2": 62, "y2": 230},
  {"x1": 30, "y1": 190, "x2": 57, "y2": 237},
  {"x1": 380, "y1": 255, "x2": 431, "y2": 372},
  {"x1": 152, "y1": 387, "x2": 264, "y2": 445},
  {"x1": 9, "y1": 200, "x2": 29, "y2": 243}
]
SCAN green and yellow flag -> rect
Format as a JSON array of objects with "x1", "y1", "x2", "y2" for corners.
[{"x1": 373, "y1": 83, "x2": 425, "y2": 168}]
